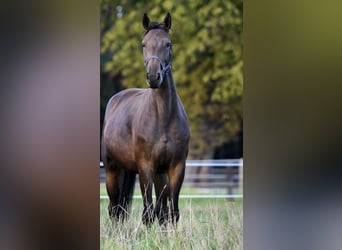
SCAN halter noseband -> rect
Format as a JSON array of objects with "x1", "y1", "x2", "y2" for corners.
[{"x1": 144, "y1": 55, "x2": 171, "y2": 76}]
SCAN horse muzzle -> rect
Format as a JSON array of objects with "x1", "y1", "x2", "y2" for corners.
[
  {"x1": 144, "y1": 55, "x2": 170, "y2": 88},
  {"x1": 146, "y1": 71, "x2": 162, "y2": 88}
]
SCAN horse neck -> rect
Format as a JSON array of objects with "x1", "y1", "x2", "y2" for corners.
[{"x1": 151, "y1": 71, "x2": 178, "y2": 127}]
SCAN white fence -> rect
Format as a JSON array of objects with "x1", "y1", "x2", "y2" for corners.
[{"x1": 100, "y1": 159, "x2": 243, "y2": 199}]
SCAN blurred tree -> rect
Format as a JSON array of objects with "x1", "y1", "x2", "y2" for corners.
[{"x1": 100, "y1": 0, "x2": 243, "y2": 159}]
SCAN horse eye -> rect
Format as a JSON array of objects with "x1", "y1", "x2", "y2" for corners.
[
  {"x1": 142, "y1": 43, "x2": 146, "y2": 48},
  {"x1": 166, "y1": 43, "x2": 171, "y2": 48}
]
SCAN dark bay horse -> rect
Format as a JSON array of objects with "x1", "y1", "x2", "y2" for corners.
[{"x1": 101, "y1": 13, "x2": 190, "y2": 226}]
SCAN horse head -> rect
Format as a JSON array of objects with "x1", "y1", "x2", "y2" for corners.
[{"x1": 142, "y1": 13, "x2": 172, "y2": 88}]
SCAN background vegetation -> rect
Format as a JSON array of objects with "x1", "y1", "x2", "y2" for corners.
[{"x1": 100, "y1": 0, "x2": 243, "y2": 159}]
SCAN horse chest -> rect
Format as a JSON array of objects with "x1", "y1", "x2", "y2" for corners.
[
  {"x1": 134, "y1": 131, "x2": 179, "y2": 163},
  {"x1": 154, "y1": 134, "x2": 172, "y2": 154}
]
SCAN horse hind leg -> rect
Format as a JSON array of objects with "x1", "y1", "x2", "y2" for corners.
[
  {"x1": 118, "y1": 170, "x2": 136, "y2": 218},
  {"x1": 101, "y1": 145, "x2": 122, "y2": 219},
  {"x1": 106, "y1": 167, "x2": 136, "y2": 221},
  {"x1": 105, "y1": 166, "x2": 123, "y2": 220}
]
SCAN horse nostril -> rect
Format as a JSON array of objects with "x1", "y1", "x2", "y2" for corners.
[{"x1": 146, "y1": 72, "x2": 160, "y2": 81}]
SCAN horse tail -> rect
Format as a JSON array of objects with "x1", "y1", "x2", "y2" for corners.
[{"x1": 118, "y1": 169, "x2": 136, "y2": 217}]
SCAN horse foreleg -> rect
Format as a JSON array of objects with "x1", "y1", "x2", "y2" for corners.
[
  {"x1": 154, "y1": 173, "x2": 169, "y2": 226},
  {"x1": 139, "y1": 167, "x2": 155, "y2": 226},
  {"x1": 167, "y1": 162, "x2": 185, "y2": 225}
]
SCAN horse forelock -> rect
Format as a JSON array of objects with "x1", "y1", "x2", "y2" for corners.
[{"x1": 143, "y1": 22, "x2": 169, "y2": 36}]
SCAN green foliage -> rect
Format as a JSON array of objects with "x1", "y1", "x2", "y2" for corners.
[{"x1": 101, "y1": 0, "x2": 243, "y2": 158}]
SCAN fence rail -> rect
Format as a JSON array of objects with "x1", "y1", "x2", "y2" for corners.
[{"x1": 100, "y1": 159, "x2": 243, "y2": 199}]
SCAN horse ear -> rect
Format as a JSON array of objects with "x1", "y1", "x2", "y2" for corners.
[
  {"x1": 143, "y1": 13, "x2": 150, "y2": 30},
  {"x1": 164, "y1": 12, "x2": 171, "y2": 30}
]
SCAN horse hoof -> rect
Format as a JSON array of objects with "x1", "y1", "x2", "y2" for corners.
[{"x1": 142, "y1": 211, "x2": 155, "y2": 226}]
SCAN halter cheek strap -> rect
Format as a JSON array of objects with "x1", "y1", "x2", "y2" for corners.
[{"x1": 144, "y1": 55, "x2": 171, "y2": 76}]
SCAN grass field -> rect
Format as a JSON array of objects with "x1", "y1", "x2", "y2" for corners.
[{"x1": 100, "y1": 185, "x2": 243, "y2": 249}]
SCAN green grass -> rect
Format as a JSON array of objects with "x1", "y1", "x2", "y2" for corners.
[{"x1": 100, "y1": 185, "x2": 243, "y2": 249}]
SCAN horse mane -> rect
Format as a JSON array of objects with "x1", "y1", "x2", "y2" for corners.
[{"x1": 143, "y1": 22, "x2": 169, "y2": 36}]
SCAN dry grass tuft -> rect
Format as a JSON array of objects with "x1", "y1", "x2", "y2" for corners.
[{"x1": 100, "y1": 199, "x2": 243, "y2": 249}]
